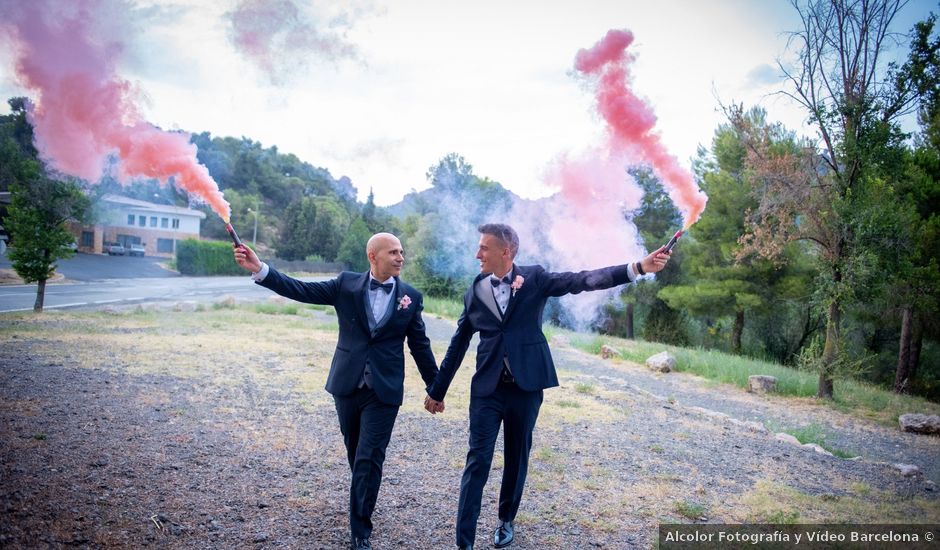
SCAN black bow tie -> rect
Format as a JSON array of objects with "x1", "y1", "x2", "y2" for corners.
[
  {"x1": 370, "y1": 280, "x2": 393, "y2": 294},
  {"x1": 491, "y1": 276, "x2": 510, "y2": 288}
]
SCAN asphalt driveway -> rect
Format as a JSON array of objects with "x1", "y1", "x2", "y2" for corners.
[{"x1": 0, "y1": 251, "x2": 179, "y2": 282}]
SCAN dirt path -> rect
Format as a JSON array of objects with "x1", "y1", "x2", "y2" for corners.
[{"x1": 1, "y1": 306, "x2": 937, "y2": 549}]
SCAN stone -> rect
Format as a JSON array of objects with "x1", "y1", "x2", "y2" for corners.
[
  {"x1": 893, "y1": 463, "x2": 921, "y2": 477},
  {"x1": 775, "y1": 433, "x2": 802, "y2": 447},
  {"x1": 645, "y1": 351, "x2": 676, "y2": 373},
  {"x1": 898, "y1": 414, "x2": 940, "y2": 435},
  {"x1": 802, "y1": 443, "x2": 833, "y2": 457},
  {"x1": 748, "y1": 375, "x2": 778, "y2": 394}
]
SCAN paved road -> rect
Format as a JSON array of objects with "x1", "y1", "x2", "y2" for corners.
[
  {"x1": 0, "y1": 252, "x2": 332, "y2": 312},
  {"x1": 0, "y1": 251, "x2": 178, "y2": 281}
]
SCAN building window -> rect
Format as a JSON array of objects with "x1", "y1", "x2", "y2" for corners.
[
  {"x1": 138, "y1": 215, "x2": 145, "y2": 227},
  {"x1": 81, "y1": 231, "x2": 94, "y2": 247},
  {"x1": 161, "y1": 217, "x2": 168, "y2": 228},
  {"x1": 127, "y1": 214, "x2": 135, "y2": 226},
  {"x1": 150, "y1": 216, "x2": 157, "y2": 227},
  {"x1": 157, "y1": 238, "x2": 174, "y2": 253},
  {"x1": 172, "y1": 218, "x2": 180, "y2": 229}
]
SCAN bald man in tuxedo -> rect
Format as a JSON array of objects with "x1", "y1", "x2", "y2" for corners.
[{"x1": 235, "y1": 233, "x2": 439, "y2": 550}]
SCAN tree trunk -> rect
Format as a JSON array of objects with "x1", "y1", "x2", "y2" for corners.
[
  {"x1": 893, "y1": 305, "x2": 913, "y2": 394},
  {"x1": 625, "y1": 303, "x2": 634, "y2": 339},
  {"x1": 732, "y1": 310, "x2": 744, "y2": 353},
  {"x1": 910, "y1": 312, "x2": 923, "y2": 385},
  {"x1": 817, "y1": 299, "x2": 840, "y2": 399},
  {"x1": 34, "y1": 278, "x2": 46, "y2": 312}
]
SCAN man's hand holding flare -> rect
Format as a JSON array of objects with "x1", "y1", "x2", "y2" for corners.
[
  {"x1": 635, "y1": 245, "x2": 671, "y2": 276},
  {"x1": 233, "y1": 242, "x2": 262, "y2": 273}
]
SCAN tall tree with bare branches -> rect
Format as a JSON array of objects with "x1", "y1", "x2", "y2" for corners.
[{"x1": 731, "y1": 0, "x2": 918, "y2": 398}]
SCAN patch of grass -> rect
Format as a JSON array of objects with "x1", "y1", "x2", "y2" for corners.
[
  {"x1": 574, "y1": 382, "x2": 594, "y2": 394},
  {"x1": 674, "y1": 500, "x2": 708, "y2": 520},
  {"x1": 422, "y1": 296, "x2": 463, "y2": 319},
  {"x1": 535, "y1": 447, "x2": 558, "y2": 462},
  {"x1": 555, "y1": 399, "x2": 581, "y2": 409},
  {"x1": 211, "y1": 297, "x2": 237, "y2": 310},
  {"x1": 765, "y1": 421, "x2": 857, "y2": 458},
  {"x1": 764, "y1": 509, "x2": 801, "y2": 524},
  {"x1": 254, "y1": 303, "x2": 300, "y2": 315},
  {"x1": 569, "y1": 334, "x2": 607, "y2": 355},
  {"x1": 848, "y1": 482, "x2": 871, "y2": 496},
  {"x1": 735, "y1": 480, "x2": 940, "y2": 523},
  {"x1": 547, "y1": 324, "x2": 940, "y2": 427}
]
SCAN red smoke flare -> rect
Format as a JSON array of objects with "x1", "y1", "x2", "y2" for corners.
[
  {"x1": 0, "y1": 0, "x2": 231, "y2": 221},
  {"x1": 574, "y1": 29, "x2": 706, "y2": 229}
]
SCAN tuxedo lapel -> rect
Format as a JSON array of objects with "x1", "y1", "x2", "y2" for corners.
[
  {"x1": 353, "y1": 272, "x2": 372, "y2": 334},
  {"x1": 501, "y1": 265, "x2": 521, "y2": 322},
  {"x1": 372, "y1": 277, "x2": 401, "y2": 334},
  {"x1": 475, "y1": 275, "x2": 502, "y2": 321}
]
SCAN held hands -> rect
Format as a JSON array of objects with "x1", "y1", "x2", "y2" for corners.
[
  {"x1": 638, "y1": 246, "x2": 671, "y2": 275},
  {"x1": 424, "y1": 395, "x2": 445, "y2": 415},
  {"x1": 233, "y1": 243, "x2": 262, "y2": 273}
]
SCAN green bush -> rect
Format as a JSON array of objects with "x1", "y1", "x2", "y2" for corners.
[{"x1": 176, "y1": 239, "x2": 244, "y2": 276}]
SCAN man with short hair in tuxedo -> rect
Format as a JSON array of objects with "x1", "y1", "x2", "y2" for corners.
[
  {"x1": 235, "y1": 233, "x2": 439, "y2": 550},
  {"x1": 424, "y1": 223, "x2": 670, "y2": 550}
]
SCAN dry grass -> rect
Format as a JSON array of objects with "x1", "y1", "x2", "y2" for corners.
[
  {"x1": 731, "y1": 480, "x2": 940, "y2": 524},
  {"x1": 1, "y1": 305, "x2": 938, "y2": 549},
  {"x1": 0, "y1": 268, "x2": 67, "y2": 285}
]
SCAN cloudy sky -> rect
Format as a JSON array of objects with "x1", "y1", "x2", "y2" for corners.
[{"x1": 0, "y1": 0, "x2": 934, "y2": 205}]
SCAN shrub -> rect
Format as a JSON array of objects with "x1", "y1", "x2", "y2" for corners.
[{"x1": 176, "y1": 239, "x2": 244, "y2": 276}]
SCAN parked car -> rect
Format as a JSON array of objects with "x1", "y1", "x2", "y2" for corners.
[
  {"x1": 128, "y1": 243, "x2": 146, "y2": 257},
  {"x1": 107, "y1": 243, "x2": 126, "y2": 256}
]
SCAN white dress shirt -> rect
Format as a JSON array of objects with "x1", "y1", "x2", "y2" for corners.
[
  {"x1": 368, "y1": 274, "x2": 396, "y2": 323},
  {"x1": 251, "y1": 262, "x2": 270, "y2": 282},
  {"x1": 490, "y1": 274, "x2": 511, "y2": 314}
]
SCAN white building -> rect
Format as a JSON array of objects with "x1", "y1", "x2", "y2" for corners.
[{"x1": 71, "y1": 194, "x2": 206, "y2": 257}]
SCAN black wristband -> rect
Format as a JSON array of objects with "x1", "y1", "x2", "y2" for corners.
[{"x1": 636, "y1": 262, "x2": 645, "y2": 276}]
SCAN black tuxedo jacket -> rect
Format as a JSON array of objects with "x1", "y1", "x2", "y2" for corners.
[
  {"x1": 258, "y1": 268, "x2": 438, "y2": 406},
  {"x1": 427, "y1": 263, "x2": 633, "y2": 401}
]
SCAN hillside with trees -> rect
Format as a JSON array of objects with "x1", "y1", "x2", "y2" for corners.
[{"x1": 1, "y1": 1, "x2": 937, "y2": 401}]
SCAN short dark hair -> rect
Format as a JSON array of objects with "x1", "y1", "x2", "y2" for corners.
[{"x1": 478, "y1": 223, "x2": 519, "y2": 257}]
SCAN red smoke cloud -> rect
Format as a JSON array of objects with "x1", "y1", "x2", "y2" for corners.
[
  {"x1": 571, "y1": 29, "x2": 706, "y2": 229},
  {"x1": 0, "y1": 0, "x2": 231, "y2": 221},
  {"x1": 227, "y1": 0, "x2": 358, "y2": 85}
]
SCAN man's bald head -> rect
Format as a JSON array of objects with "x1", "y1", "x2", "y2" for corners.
[
  {"x1": 367, "y1": 233, "x2": 404, "y2": 281},
  {"x1": 367, "y1": 233, "x2": 398, "y2": 255}
]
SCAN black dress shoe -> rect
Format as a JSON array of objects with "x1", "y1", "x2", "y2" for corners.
[
  {"x1": 351, "y1": 537, "x2": 372, "y2": 550},
  {"x1": 494, "y1": 520, "x2": 514, "y2": 548},
  {"x1": 457, "y1": 546, "x2": 473, "y2": 550}
]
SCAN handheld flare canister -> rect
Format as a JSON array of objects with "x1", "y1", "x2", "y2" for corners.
[
  {"x1": 225, "y1": 223, "x2": 243, "y2": 249},
  {"x1": 663, "y1": 230, "x2": 683, "y2": 253}
]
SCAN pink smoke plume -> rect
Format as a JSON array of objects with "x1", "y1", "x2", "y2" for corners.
[
  {"x1": 0, "y1": 0, "x2": 231, "y2": 221},
  {"x1": 573, "y1": 29, "x2": 706, "y2": 229},
  {"x1": 227, "y1": 0, "x2": 358, "y2": 85}
]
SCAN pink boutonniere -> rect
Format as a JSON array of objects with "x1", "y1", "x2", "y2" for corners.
[
  {"x1": 398, "y1": 294, "x2": 412, "y2": 311},
  {"x1": 510, "y1": 275, "x2": 524, "y2": 297}
]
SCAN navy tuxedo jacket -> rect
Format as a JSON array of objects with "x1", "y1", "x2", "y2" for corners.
[
  {"x1": 427, "y1": 263, "x2": 633, "y2": 401},
  {"x1": 258, "y1": 268, "x2": 438, "y2": 406}
]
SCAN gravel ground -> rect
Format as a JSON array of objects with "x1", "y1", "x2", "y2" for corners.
[{"x1": 1, "y1": 308, "x2": 938, "y2": 549}]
